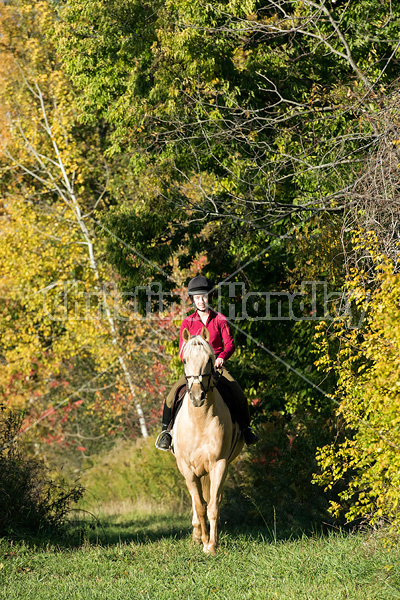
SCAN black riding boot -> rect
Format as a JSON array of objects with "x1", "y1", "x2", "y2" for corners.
[
  {"x1": 155, "y1": 403, "x2": 172, "y2": 451},
  {"x1": 242, "y1": 426, "x2": 259, "y2": 445},
  {"x1": 235, "y1": 398, "x2": 259, "y2": 445}
]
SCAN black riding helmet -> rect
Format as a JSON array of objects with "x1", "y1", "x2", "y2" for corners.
[{"x1": 187, "y1": 275, "x2": 213, "y2": 296}]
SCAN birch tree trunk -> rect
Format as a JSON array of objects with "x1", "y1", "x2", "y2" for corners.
[{"x1": 3, "y1": 80, "x2": 149, "y2": 438}]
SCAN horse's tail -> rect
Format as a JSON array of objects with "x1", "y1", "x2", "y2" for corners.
[{"x1": 201, "y1": 473, "x2": 210, "y2": 504}]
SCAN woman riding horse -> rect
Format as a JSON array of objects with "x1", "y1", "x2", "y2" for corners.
[
  {"x1": 173, "y1": 326, "x2": 244, "y2": 554},
  {"x1": 156, "y1": 275, "x2": 258, "y2": 450}
]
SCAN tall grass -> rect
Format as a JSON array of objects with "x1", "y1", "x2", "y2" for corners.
[{"x1": 80, "y1": 436, "x2": 189, "y2": 515}]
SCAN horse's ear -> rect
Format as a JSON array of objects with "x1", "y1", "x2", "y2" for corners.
[
  {"x1": 182, "y1": 328, "x2": 191, "y2": 343},
  {"x1": 201, "y1": 326, "x2": 210, "y2": 342}
]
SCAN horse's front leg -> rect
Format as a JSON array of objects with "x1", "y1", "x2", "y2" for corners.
[
  {"x1": 181, "y1": 467, "x2": 209, "y2": 547},
  {"x1": 204, "y1": 459, "x2": 228, "y2": 555},
  {"x1": 191, "y1": 495, "x2": 202, "y2": 545}
]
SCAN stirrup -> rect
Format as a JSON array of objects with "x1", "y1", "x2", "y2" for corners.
[{"x1": 155, "y1": 431, "x2": 172, "y2": 451}]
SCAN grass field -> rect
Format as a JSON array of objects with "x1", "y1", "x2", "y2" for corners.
[{"x1": 1, "y1": 508, "x2": 399, "y2": 600}]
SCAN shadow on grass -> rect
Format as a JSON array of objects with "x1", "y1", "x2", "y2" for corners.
[
  {"x1": 64, "y1": 511, "x2": 193, "y2": 547},
  {"x1": 0, "y1": 511, "x2": 190, "y2": 550},
  {"x1": 9, "y1": 511, "x2": 283, "y2": 550},
  {"x1": 16, "y1": 509, "x2": 339, "y2": 551},
  {"x1": 64, "y1": 512, "x2": 285, "y2": 547},
  {"x1": 62, "y1": 511, "x2": 340, "y2": 550}
]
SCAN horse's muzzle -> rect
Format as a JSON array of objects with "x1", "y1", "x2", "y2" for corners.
[{"x1": 190, "y1": 388, "x2": 206, "y2": 407}]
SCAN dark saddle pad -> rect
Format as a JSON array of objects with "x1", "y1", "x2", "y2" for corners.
[
  {"x1": 169, "y1": 384, "x2": 187, "y2": 428},
  {"x1": 167, "y1": 382, "x2": 237, "y2": 431}
]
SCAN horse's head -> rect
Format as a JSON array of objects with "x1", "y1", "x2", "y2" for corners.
[{"x1": 182, "y1": 327, "x2": 215, "y2": 407}]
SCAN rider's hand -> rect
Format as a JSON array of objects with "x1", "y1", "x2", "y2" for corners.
[{"x1": 215, "y1": 357, "x2": 224, "y2": 369}]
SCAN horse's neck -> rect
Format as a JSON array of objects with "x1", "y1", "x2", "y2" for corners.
[{"x1": 186, "y1": 388, "x2": 220, "y2": 422}]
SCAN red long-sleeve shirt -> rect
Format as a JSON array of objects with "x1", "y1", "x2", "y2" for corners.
[{"x1": 178, "y1": 309, "x2": 235, "y2": 361}]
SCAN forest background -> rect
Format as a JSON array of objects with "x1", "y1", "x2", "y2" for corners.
[{"x1": 1, "y1": 0, "x2": 400, "y2": 534}]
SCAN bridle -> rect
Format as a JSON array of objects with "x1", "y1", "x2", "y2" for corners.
[{"x1": 183, "y1": 356, "x2": 215, "y2": 398}]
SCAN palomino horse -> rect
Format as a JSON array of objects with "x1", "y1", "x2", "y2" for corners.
[{"x1": 172, "y1": 326, "x2": 244, "y2": 555}]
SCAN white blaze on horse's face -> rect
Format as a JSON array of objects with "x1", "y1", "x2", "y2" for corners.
[
  {"x1": 185, "y1": 348, "x2": 212, "y2": 407},
  {"x1": 182, "y1": 337, "x2": 214, "y2": 408}
]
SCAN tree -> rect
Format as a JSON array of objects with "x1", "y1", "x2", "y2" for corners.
[
  {"x1": 342, "y1": 96, "x2": 400, "y2": 273},
  {"x1": 0, "y1": 0, "x2": 176, "y2": 452},
  {"x1": 55, "y1": 0, "x2": 400, "y2": 384},
  {"x1": 56, "y1": 0, "x2": 400, "y2": 243}
]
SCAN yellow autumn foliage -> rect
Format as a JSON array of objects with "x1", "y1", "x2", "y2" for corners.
[
  {"x1": 314, "y1": 231, "x2": 400, "y2": 531},
  {"x1": 0, "y1": 1, "x2": 172, "y2": 449}
]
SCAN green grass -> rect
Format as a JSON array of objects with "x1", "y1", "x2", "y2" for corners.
[{"x1": 0, "y1": 510, "x2": 399, "y2": 600}]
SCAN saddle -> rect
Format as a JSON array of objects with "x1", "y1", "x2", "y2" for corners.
[{"x1": 166, "y1": 378, "x2": 237, "y2": 432}]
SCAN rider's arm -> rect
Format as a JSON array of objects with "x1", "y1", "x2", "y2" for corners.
[{"x1": 217, "y1": 315, "x2": 235, "y2": 362}]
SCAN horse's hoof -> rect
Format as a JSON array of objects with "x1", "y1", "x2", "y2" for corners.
[
  {"x1": 193, "y1": 537, "x2": 202, "y2": 545},
  {"x1": 203, "y1": 543, "x2": 216, "y2": 555}
]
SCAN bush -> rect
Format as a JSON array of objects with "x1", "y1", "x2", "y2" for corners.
[
  {"x1": 313, "y1": 235, "x2": 400, "y2": 532},
  {"x1": 0, "y1": 408, "x2": 84, "y2": 536}
]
